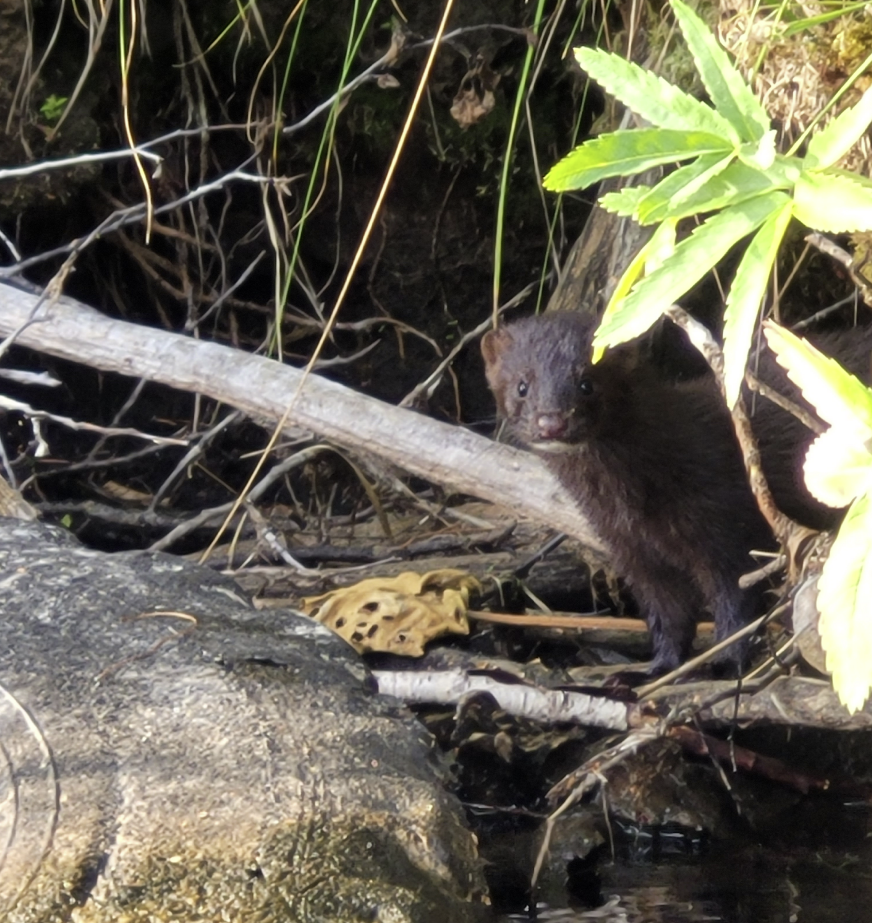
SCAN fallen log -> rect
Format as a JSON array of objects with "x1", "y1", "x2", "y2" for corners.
[{"x1": 0, "y1": 282, "x2": 605, "y2": 555}]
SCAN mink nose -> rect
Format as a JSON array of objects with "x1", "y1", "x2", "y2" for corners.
[{"x1": 536, "y1": 413, "x2": 568, "y2": 440}]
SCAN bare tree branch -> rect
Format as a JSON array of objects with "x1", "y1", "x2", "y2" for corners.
[{"x1": 0, "y1": 282, "x2": 607, "y2": 555}]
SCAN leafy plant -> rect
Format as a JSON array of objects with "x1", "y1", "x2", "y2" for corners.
[
  {"x1": 545, "y1": 0, "x2": 872, "y2": 711},
  {"x1": 39, "y1": 94, "x2": 68, "y2": 122},
  {"x1": 764, "y1": 323, "x2": 872, "y2": 713},
  {"x1": 543, "y1": 0, "x2": 872, "y2": 406}
]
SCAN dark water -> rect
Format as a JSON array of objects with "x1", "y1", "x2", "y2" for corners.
[
  {"x1": 498, "y1": 845, "x2": 872, "y2": 922},
  {"x1": 490, "y1": 804, "x2": 872, "y2": 923}
]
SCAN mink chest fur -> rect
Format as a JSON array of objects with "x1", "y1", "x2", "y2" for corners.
[{"x1": 481, "y1": 311, "x2": 774, "y2": 672}]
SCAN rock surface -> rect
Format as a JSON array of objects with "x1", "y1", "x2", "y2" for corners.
[{"x1": 0, "y1": 518, "x2": 487, "y2": 922}]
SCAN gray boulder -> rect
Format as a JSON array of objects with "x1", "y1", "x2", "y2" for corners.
[{"x1": 0, "y1": 519, "x2": 487, "y2": 922}]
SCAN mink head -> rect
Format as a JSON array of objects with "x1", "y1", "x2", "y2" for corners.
[{"x1": 481, "y1": 312, "x2": 630, "y2": 450}]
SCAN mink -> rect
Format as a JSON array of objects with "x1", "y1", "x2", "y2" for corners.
[
  {"x1": 482, "y1": 311, "x2": 872, "y2": 671},
  {"x1": 481, "y1": 311, "x2": 774, "y2": 672}
]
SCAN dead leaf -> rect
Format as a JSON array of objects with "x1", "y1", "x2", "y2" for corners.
[
  {"x1": 0, "y1": 475, "x2": 37, "y2": 521},
  {"x1": 786, "y1": 529, "x2": 831, "y2": 673},
  {"x1": 101, "y1": 480, "x2": 153, "y2": 504},
  {"x1": 303, "y1": 569, "x2": 480, "y2": 656},
  {"x1": 450, "y1": 54, "x2": 500, "y2": 129},
  {"x1": 793, "y1": 575, "x2": 827, "y2": 674},
  {"x1": 383, "y1": 19, "x2": 409, "y2": 67}
]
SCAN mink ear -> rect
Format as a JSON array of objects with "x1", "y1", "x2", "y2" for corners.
[
  {"x1": 481, "y1": 327, "x2": 513, "y2": 366},
  {"x1": 600, "y1": 341, "x2": 642, "y2": 374}
]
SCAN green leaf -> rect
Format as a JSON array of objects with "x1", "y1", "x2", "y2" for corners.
[
  {"x1": 721, "y1": 200, "x2": 793, "y2": 406},
  {"x1": 739, "y1": 130, "x2": 777, "y2": 170},
  {"x1": 762, "y1": 322, "x2": 872, "y2": 439},
  {"x1": 793, "y1": 170, "x2": 872, "y2": 232},
  {"x1": 39, "y1": 94, "x2": 68, "y2": 122},
  {"x1": 600, "y1": 186, "x2": 650, "y2": 216},
  {"x1": 670, "y1": 0, "x2": 769, "y2": 143},
  {"x1": 543, "y1": 129, "x2": 732, "y2": 192},
  {"x1": 592, "y1": 220, "x2": 677, "y2": 362},
  {"x1": 817, "y1": 492, "x2": 872, "y2": 714},
  {"x1": 638, "y1": 159, "x2": 786, "y2": 224},
  {"x1": 761, "y1": 154, "x2": 804, "y2": 187},
  {"x1": 593, "y1": 191, "x2": 790, "y2": 348},
  {"x1": 806, "y1": 85, "x2": 872, "y2": 170},
  {"x1": 575, "y1": 46, "x2": 739, "y2": 142},
  {"x1": 762, "y1": 323, "x2": 872, "y2": 525},
  {"x1": 805, "y1": 428, "x2": 872, "y2": 509},
  {"x1": 635, "y1": 152, "x2": 734, "y2": 224}
]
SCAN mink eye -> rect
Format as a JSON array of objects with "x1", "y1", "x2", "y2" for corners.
[
  {"x1": 517, "y1": 380, "x2": 529, "y2": 398},
  {"x1": 578, "y1": 377, "x2": 594, "y2": 396}
]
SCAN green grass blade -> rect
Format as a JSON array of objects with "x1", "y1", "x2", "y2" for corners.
[
  {"x1": 721, "y1": 200, "x2": 793, "y2": 406},
  {"x1": 783, "y1": 1, "x2": 870, "y2": 37},
  {"x1": 670, "y1": 0, "x2": 769, "y2": 143},
  {"x1": 575, "y1": 46, "x2": 739, "y2": 141},
  {"x1": 544, "y1": 128, "x2": 732, "y2": 191},
  {"x1": 593, "y1": 191, "x2": 790, "y2": 348},
  {"x1": 493, "y1": 0, "x2": 547, "y2": 316},
  {"x1": 793, "y1": 170, "x2": 872, "y2": 232},
  {"x1": 806, "y1": 85, "x2": 872, "y2": 170}
]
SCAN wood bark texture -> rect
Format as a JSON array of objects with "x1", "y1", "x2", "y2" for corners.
[{"x1": 0, "y1": 283, "x2": 607, "y2": 554}]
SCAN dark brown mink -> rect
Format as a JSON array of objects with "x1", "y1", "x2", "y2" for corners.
[{"x1": 481, "y1": 311, "x2": 774, "y2": 673}]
